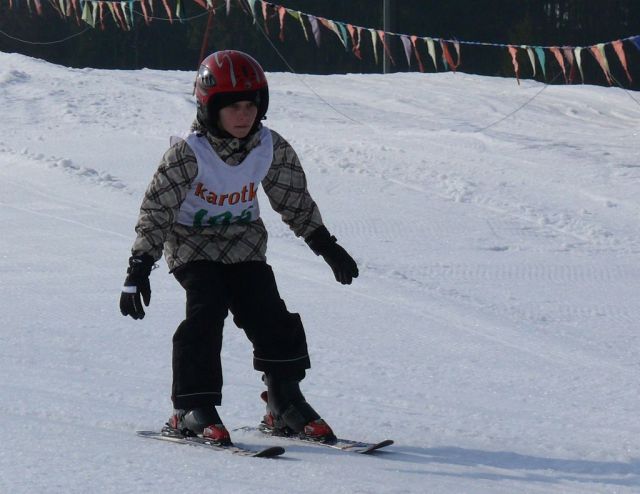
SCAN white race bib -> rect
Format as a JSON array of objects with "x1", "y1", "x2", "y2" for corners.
[{"x1": 175, "y1": 127, "x2": 273, "y2": 227}]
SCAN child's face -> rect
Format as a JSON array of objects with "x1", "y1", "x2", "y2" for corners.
[{"x1": 218, "y1": 101, "x2": 259, "y2": 138}]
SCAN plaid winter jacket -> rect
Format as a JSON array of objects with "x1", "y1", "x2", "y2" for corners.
[{"x1": 130, "y1": 122, "x2": 324, "y2": 271}]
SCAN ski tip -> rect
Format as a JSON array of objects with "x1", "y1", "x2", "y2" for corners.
[
  {"x1": 359, "y1": 439, "x2": 394, "y2": 454},
  {"x1": 136, "y1": 430, "x2": 158, "y2": 437},
  {"x1": 253, "y1": 446, "x2": 285, "y2": 458}
]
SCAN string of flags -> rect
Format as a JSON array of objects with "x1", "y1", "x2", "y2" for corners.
[{"x1": 3, "y1": 0, "x2": 639, "y2": 85}]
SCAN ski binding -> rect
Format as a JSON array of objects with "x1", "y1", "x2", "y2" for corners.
[
  {"x1": 236, "y1": 425, "x2": 393, "y2": 454},
  {"x1": 137, "y1": 429, "x2": 285, "y2": 458}
]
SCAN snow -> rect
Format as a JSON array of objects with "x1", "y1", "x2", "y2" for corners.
[{"x1": 1, "y1": 50, "x2": 640, "y2": 493}]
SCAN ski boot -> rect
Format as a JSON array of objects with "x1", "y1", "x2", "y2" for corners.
[
  {"x1": 165, "y1": 406, "x2": 232, "y2": 446},
  {"x1": 261, "y1": 375, "x2": 336, "y2": 443}
]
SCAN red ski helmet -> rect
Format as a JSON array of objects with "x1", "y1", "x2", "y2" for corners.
[{"x1": 195, "y1": 50, "x2": 269, "y2": 135}]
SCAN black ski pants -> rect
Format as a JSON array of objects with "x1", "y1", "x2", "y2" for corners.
[{"x1": 171, "y1": 260, "x2": 311, "y2": 410}]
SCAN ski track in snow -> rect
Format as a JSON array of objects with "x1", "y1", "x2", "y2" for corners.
[{"x1": 2, "y1": 53, "x2": 640, "y2": 493}]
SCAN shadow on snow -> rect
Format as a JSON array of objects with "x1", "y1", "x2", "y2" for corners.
[{"x1": 384, "y1": 445, "x2": 640, "y2": 487}]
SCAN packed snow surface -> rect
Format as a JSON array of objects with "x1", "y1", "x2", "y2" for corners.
[{"x1": 1, "y1": 51, "x2": 640, "y2": 493}]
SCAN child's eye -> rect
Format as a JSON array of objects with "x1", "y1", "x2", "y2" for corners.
[{"x1": 231, "y1": 102, "x2": 256, "y2": 111}]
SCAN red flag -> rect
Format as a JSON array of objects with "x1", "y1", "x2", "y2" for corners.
[
  {"x1": 440, "y1": 40, "x2": 461, "y2": 72},
  {"x1": 347, "y1": 24, "x2": 362, "y2": 60}
]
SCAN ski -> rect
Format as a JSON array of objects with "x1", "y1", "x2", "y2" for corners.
[
  {"x1": 136, "y1": 429, "x2": 285, "y2": 458},
  {"x1": 235, "y1": 425, "x2": 393, "y2": 454}
]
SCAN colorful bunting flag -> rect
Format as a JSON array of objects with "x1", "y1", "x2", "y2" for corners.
[
  {"x1": 335, "y1": 22, "x2": 349, "y2": 52},
  {"x1": 410, "y1": 35, "x2": 425, "y2": 73},
  {"x1": 288, "y1": 10, "x2": 308, "y2": 42},
  {"x1": 247, "y1": 0, "x2": 257, "y2": 23},
  {"x1": 318, "y1": 18, "x2": 348, "y2": 50},
  {"x1": 590, "y1": 44, "x2": 613, "y2": 85},
  {"x1": 549, "y1": 47, "x2": 567, "y2": 83},
  {"x1": 3, "y1": 0, "x2": 639, "y2": 87},
  {"x1": 562, "y1": 47, "x2": 576, "y2": 83},
  {"x1": 574, "y1": 47, "x2": 585, "y2": 82},
  {"x1": 440, "y1": 40, "x2": 461, "y2": 72},
  {"x1": 160, "y1": 0, "x2": 173, "y2": 23},
  {"x1": 425, "y1": 37, "x2": 437, "y2": 71},
  {"x1": 139, "y1": 0, "x2": 150, "y2": 25},
  {"x1": 377, "y1": 30, "x2": 395, "y2": 66},
  {"x1": 261, "y1": 1, "x2": 269, "y2": 35},
  {"x1": 81, "y1": 0, "x2": 94, "y2": 27},
  {"x1": 400, "y1": 35, "x2": 412, "y2": 68},
  {"x1": 369, "y1": 29, "x2": 379, "y2": 65},
  {"x1": 98, "y1": 1, "x2": 105, "y2": 30},
  {"x1": 534, "y1": 47, "x2": 547, "y2": 80},
  {"x1": 508, "y1": 45, "x2": 520, "y2": 84},
  {"x1": 524, "y1": 46, "x2": 536, "y2": 77},
  {"x1": 347, "y1": 24, "x2": 362, "y2": 60},
  {"x1": 277, "y1": 5, "x2": 286, "y2": 42},
  {"x1": 612, "y1": 40, "x2": 632, "y2": 83},
  {"x1": 308, "y1": 15, "x2": 320, "y2": 46}
]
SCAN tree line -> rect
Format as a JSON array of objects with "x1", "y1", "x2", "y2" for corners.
[{"x1": 0, "y1": 0, "x2": 638, "y2": 88}]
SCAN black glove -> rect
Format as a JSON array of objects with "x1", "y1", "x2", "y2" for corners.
[
  {"x1": 120, "y1": 254, "x2": 155, "y2": 320},
  {"x1": 306, "y1": 226, "x2": 359, "y2": 285}
]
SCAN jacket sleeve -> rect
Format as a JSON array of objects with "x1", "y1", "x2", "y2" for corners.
[
  {"x1": 263, "y1": 130, "x2": 324, "y2": 239},
  {"x1": 130, "y1": 141, "x2": 197, "y2": 261}
]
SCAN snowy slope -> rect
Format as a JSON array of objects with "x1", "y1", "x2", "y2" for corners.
[{"x1": 1, "y1": 51, "x2": 640, "y2": 493}]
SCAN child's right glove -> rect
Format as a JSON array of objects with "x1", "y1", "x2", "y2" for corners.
[
  {"x1": 119, "y1": 254, "x2": 154, "y2": 320},
  {"x1": 305, "y1": 226, "x2": 359, "y2": 285}
]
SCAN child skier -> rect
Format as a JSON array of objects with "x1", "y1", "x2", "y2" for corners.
[{"x1": 119, "y1": 50, "x2": 359, "y2": 445}]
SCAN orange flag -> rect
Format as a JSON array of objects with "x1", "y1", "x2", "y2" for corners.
[
  {"x1": 98, "y1": 2, "x2": 105, "y2": 30},
  {"x1": 139, "y1": 0, "x2": 151, "y2": 25},
  {"x1": 612, "y1": 40, "x2": 633, "y2": 84},
  {"x1": 410, "y1": 35, "x2": 425, "y2": 73},
  {"x1": 278, "y1": 6, "x2": 286, "y2": 42},
  {"x1": 562, "y1": 47, "x2": 576, "y2": 83},
  {"x1": 261, "y1": 1, "x2": 269, "y2": 35},
  {"x1": 161, "y1": 0, "x2": 173, "y2": 24},
  {"x1": 590, "y1": 44, "x2": 613, "y2": 85},
  {"x1": 113, "y1": 2, "x2": 128, "y2": 30},
  {"x1": 440, "y1": 40, "x2": 461, "y2": 72},
  {"x1": 377, "y1": 30, "x2": 396, "y2": 66},
  {"x1": 549, "y1": 47, "x2": 567, "y2": 83},
  {"x1": 508, "y1": 46, "x2": 520, "y2": 84}
]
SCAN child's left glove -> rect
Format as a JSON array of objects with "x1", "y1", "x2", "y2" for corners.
[
  {"x1": 119, "y1": 254, "x2": 154, "y2": 320},
  {"x1": 306, "y1": 226, "x2": 359, "y2": 285}
]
